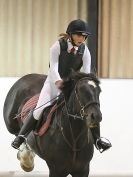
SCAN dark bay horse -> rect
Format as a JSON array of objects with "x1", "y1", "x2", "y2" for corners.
[{"x1": 3, "y1": 71, "x2": 102, "y2": 177}]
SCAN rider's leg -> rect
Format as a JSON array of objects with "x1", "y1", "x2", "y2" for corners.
[
  {"x1": 91, "y1": 123, "x2": 112, "y2": 153},
  {"x1": 11, "y1": 110, "x2": 37, "y2": 149},
  {"x1": 11, "y1": 79, "x2": 59, "y2": 149},
  {"x1": 33, "y1": 79, "x2": 60, "y2": 120}
]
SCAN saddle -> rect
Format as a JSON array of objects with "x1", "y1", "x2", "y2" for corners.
[{"x1": 20, "y1": 94, "x2": 64, "y2": 136}]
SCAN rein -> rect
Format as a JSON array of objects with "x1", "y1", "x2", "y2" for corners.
[
  {"x1": 58, "y1": 103, "x2": 88, "y2": 163},
  {"x1": 59, "y1": 117, "x2": 88, "y2": 162}
]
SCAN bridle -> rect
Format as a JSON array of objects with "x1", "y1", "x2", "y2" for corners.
[{"x1": 65, "y1": 78, "x2": 100, "y2": 120}]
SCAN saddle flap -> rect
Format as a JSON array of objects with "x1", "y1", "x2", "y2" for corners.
[{"x1": 20, "y1": 94, "x2": 58, "y2": 136}]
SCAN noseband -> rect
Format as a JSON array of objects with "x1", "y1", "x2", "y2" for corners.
[{"x1": 65, "y1": 78, "x2": 100, "y2": 120}]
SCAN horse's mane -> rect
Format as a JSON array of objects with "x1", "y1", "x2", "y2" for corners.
[{"x1": 61, "y1": 70, "x2": 100, "y2": 98}]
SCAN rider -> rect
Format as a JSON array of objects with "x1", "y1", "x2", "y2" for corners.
[{"x1": 11, "y1": 19, "x2": 112, "y2": 152}]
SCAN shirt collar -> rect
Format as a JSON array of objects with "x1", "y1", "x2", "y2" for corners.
[{"x1": 67, "y1": 39, "x2": 78, "y2": 51}]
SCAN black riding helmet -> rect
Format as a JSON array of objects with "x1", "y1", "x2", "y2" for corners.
[{"x1": 66, "y1": 19, "x2": 91, "y2": 36}]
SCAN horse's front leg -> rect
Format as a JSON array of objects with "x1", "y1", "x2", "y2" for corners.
[
  {"x1": 71, "y1": 166, "x2": 89, "y2": 177},
  {"x1": 71, "y1": 172, "x2": 89, "y2": 177},
  {"x1": 49, "y1": 170, "x2": 68, "y2": 177}
]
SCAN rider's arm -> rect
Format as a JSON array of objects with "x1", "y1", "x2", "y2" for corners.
[
  {"x1": 82, "y1": 45, "x2": 91, "y2": 74},
  {"x1": 49, "y1": 41, "x2": 62, "y2": 88}
]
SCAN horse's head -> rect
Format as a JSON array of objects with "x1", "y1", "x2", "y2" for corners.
[{"x1": 62, "y1": 70, "x2": 102, "y2": 126}]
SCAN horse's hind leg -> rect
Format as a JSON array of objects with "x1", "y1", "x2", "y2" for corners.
[{"x1": 4, "y1": 114, "x2": 20, "y2": 135}]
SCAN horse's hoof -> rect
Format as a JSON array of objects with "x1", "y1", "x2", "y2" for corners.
[{"x1": 20, "y1": 163, "x2": 34, "y2": 172}]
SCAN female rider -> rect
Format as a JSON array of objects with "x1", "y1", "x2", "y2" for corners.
[{"x1": 11, "y1": 19, "x2": 111, "y2": 153}]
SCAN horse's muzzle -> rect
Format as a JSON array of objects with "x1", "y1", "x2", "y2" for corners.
[
  {"x1": 91, "y1": 111, "x2": 102, "y2": 124},
  {"x1": 86, "y1": 107, "x2": 102, "y2": 126}
]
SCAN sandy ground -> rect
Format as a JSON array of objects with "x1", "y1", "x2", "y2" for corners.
[{"x1": 0, "y1": 172, "x2": 132, "y2": 177}]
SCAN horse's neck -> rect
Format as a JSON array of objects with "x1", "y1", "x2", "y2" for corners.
[
  {"x1": 70, "y1": 119, "x2": 87, "y2": 136},
  {"x1": 61, "y1": 108, "x2": 89, "y2": 147},
  {"x1": 62, "y1": 93, "x2": 87, "y2": 137},
  {"x1": 67, "y1": 90, "x2": 80, "y2": 116}
]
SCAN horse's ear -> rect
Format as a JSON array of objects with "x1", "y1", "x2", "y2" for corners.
[
  {"x1": 61, "y1": 74, "x2": 75, "y2": 98},
  {"x1": 69, "y1": 69, "x2": 76, "y2": 76},
  {"x1": 62, "y1": 69, "x2": 76, "y2": 83}
]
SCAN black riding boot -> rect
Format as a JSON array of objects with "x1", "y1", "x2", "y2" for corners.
[
  {"x1": 11, "y1": 111, "x2": 37, "y2": 149},
  {"x1": 91, "y1": 124, "x2": 112, "y2": 153}
]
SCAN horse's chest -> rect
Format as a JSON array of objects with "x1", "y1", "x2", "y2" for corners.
[{"x1": 56, "y1": 145, "x2": 93, "y2": 169}]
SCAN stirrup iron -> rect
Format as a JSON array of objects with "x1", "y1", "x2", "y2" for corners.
[{"x1": 96, "y1": 137, "x2": 112, "y2": 153}]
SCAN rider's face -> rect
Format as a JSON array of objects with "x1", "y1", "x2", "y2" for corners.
[{"x1": 71, "y1": 34, "x2": 86, "y2": 46}]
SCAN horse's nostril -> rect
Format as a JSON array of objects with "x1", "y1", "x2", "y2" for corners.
[{"x1": 91, "y1": 113, "x2": 102, "y2": 123}]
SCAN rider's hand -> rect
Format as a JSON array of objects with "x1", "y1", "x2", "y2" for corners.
[{"x1": 55, "y1": 80, "x2": 63, "y2": 89}]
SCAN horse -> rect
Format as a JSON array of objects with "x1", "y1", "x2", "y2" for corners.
[{"x1": 3, "y1": 71, "x2": 102, "y2": 177}]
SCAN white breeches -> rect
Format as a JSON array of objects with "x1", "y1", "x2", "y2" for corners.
[{"x1": 33, "y1": 77, "x2": 60, "y2": 120}]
